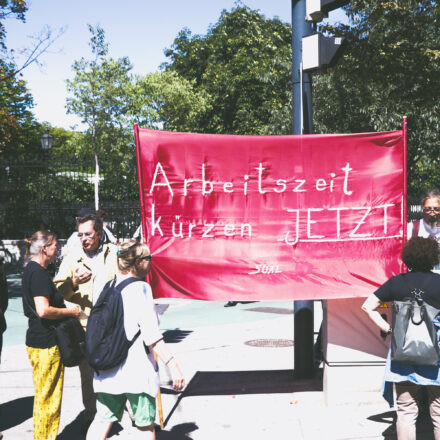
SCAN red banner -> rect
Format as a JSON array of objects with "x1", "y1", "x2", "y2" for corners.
[{"x1": 134, "y1": 126, "x2": 405, "y2": 301}]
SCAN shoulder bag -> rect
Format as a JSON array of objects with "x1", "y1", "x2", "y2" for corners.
[{"x1": 391, "y1": 273, "x2": 440, "y2": 366}]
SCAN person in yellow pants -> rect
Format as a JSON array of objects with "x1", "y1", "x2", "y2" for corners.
[
  {"x1": 22, "y1": 231, "x2": 81, "y2": 440},
  {"x1": 27, "y1": 346, "x2": 64, "y2": 439}
]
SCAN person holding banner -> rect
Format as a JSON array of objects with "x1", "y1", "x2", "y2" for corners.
[
  {"x1": 362, "y1": 237, "x2": 440, "y2": 440},
  {"x1": 86, "y1": 240, "x2": 185, "y2": 440},
  {"x1": 408, "y1": 190, "x2": 440, "y2": 272}
]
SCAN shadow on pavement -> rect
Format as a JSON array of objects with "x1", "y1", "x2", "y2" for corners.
[
  {"x1": 163, "y1": 369, "x2": 322, "y2": 426},
  {"x1": 0, "y1": 395, "x2": 33, "y2": 430},
  {"x1": 57, "y1": 412, "x2": 84, "y2": 440},
  {"x1": 173, "y1": 369, "x2": 321, "y2": 396},
  {"x1": 163, "y1": 329, "x2": 193, "y2": 344},
  {"x1": 57, "y1": 412, "x2": 123, "y2": 439},
  {"x1": 245, "y1": 306, "x2": 293, "y2": 315},
  {"x1": 157, "y1": 422, "x2": 199, "y2": 439},
  {"x1": 367, "y1": 410, "x2": 436, "y2": 439}
]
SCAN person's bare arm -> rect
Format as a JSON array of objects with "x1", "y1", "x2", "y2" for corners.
[
  {"x1": 361, "y1": 294, "x2": 391, "y2": 334},
  {"x1": 34, "y1": 296, "x2": 81, "y2": 320},
  {"x1": 151, "y1": 338, "x2": 185, "y2": 391}
]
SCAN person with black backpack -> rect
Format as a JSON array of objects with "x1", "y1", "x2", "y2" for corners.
[
  {"x1": 362, "y1": 237, "x2": 440, "y2": 440},
  {"x1": 86, "y1": 240, "x2": 185, "y2": 440}
]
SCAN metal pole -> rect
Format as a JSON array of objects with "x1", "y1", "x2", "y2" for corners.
[{"x1": 292, "y1": 0, "x2": 315, "y2": 379}]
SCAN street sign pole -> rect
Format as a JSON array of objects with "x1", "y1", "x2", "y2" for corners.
[{"x1": 292, "y1": 0, "x2": 315, "y2": 379}]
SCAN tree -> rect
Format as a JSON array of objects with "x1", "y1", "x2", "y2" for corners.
[
  {"x1": 127, "y1": 70, "x2": 209, "y2": 132},
  {"x1": 66, "y1": 25, "x2": 133, "y2": 209},
  {"x1": 313, "y1": 0, "x2": 440, "y2": 197},
  {"x1": 162, "y1": 6, "x2": 292, "y2": 135},
  {"x1": 0, "y1": 60, "x2": 39, "y2": 157}
]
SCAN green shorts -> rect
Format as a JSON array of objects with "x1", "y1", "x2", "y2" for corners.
[{"x1": 96, "y1": 392, "x2": 156, "y2": 427}]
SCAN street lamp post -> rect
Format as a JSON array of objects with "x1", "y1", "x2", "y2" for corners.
[
  {"x1": 40, "y1": 129, "x2": 53, "y2": 223},
  {"x1": 40, "y1": 128, "x2": 54, "y2": 151}
]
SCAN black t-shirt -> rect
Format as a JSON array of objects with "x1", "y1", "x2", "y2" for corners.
[
  {"x1": 22, "y1": 261, "x2": 65, "y2": 348},
  {"x1": 374, "y1": 271, "x2": 440, "y2": 309}
]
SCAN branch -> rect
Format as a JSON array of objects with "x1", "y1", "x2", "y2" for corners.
[{"x1": 1, "y1": 25, "x2": 66, "y2": 81}]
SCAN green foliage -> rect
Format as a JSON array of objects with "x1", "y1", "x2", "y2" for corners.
[
  {"x1": 0, "y1": 0, "x2": 27, "y2": 51},
  {"x1": 128, "y1": 71, "x2": 209, "y2": 131},
  {"x1": 163, "y1": 6, "x2": 292, "y2": 134},
  {"x1": 66, "y1": 25, "x2": 215, "y2": 204},
  {"x1": 0, "y1": 60, "x2": 41, "y2": 159},
  {"x1": 66, "y1": 25, "x2": 136, "y2": 202},
  {"x1": 314, "y1": 0, "x2": 440, "y2": 197},
  {"x1": 66, "y1": 25, "x2": 133, "y2": 152}
]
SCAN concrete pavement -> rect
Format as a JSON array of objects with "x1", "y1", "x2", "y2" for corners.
[{"x1": 0, "y1": 275, "x2": 436, "y2": 439}]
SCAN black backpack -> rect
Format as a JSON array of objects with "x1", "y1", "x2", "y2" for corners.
[{"x1": 85, "y1": 276, "x2": 143, "y2": 371}]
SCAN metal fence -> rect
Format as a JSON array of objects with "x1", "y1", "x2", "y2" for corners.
[
  {"x1": 0, "y1": 153, "x2": 425, "y2": 240},
  {"x1": 0, "y1": 154, "x2": 141, "y2": 239}
]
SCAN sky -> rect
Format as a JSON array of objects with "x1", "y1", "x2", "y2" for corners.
[{"x1": 5, "y1": 0, "x2": 348, "y2": 131}]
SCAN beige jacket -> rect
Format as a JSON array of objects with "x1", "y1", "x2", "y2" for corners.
[{"x1": 54, "y1": 243, "x2": 119, "y2": 328}]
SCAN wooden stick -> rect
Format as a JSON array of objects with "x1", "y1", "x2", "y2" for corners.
[{"x1": 154, "y1": 352, "x2": 165, "y2": 429}]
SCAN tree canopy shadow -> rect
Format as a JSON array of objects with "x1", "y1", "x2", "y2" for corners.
[
  {"x1": 162, "y1": 369, "x2": 322, "y2": 426},
  {"x1": 156, "y1": 422, "x2": 199, "y2": 439},
  {"x1": 367, "y1": 409, "x2": 436, "y2": 439},
  {"x1": 0, "y1": 395, "x2": 33, "y2": 430},
  {"x1": 163, "y1": 329, "x2": 193, "y2": 344},
  {"x1": 57, "y1": 411, "x2": 123, "y2": 439}
]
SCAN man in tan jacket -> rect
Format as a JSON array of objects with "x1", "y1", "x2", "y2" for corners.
[{"x1": 54, "y1": 213, "x2": 118, "y2": 428}]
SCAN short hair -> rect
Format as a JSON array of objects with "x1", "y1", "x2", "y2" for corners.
[
  {"x1": 24, "y1": 230, "x2": 56, "y2": 262},
  {"x1": 401, "y1": 236, "x2": 439, "y2": 272},
  {"x1": 76, "y1": 207, "x2": 93, "y2": 218},
  {"x1": 117, "y1": 240, "x2": 151, "y2": 272},
  {"x1": 421, "y1": 189, "x2": 440, "y2": 207},
  {"x1": 76, "y1": 213, "x2": 103, "y2": 235}
]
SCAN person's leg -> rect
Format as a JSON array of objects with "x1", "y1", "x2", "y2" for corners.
[
  {"x1": 127, "y1": 393, "x2": 157, "y2": 439},
  {"x1": 427, "y1": 385, "x2": 440, "y2": 440},
  {"x1": 26, "y1": 345, "x2": 64, "y2": 440},
  {"x1": 85, "y1": 419, "x2": 113, "y2": 440},
  {"x1": 135, "y1": 423, "x2": 156, "y2": 440},
  {"x1": 78, "y1": 356, "x2": 97, "y2": 422},
  {"x1": 86, "y1": 392, "x2": 126, "y2": 440},
  {"x1": 395, "y1": 382, "x2": 421, "y2": 440}
]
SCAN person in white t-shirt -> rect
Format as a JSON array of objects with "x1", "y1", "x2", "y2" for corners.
[
  {"x1": 407, "y1": 190, "x2": 440, "y2": 273},
  {"x1": 86, "y1": 240, "x2": 185, "y2": 440}
]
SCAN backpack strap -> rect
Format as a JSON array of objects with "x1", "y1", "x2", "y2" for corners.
[
  {"x1": 115, "y1": 276, "x2": 144, "y2": 292},
  {"x1": 115, "y1": 277, "x2": 144, "y2": 345}
]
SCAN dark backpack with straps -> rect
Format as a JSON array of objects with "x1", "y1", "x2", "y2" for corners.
[
  {"x1": 85, "y1": 276, "x2": 143, "y2": 371},
  {"x1": 391, "y1": 273, "x2": 440, "y2": 366}
]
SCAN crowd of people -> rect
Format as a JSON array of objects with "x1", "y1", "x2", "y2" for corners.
[
  {"x1": 21, "y1": 209, "x2": 185, "y2": 439},
  {"x1": 6, "y1": 188, "x2": 440, "y2": 439}
]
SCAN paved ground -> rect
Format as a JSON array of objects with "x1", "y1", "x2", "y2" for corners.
[{"x1": 0, "y1": 274, "x2": 436, "y2": 439}]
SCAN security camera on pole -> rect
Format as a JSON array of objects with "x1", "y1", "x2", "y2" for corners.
[{"x1": 291, "y1": 0, "x2": 348, "y2": 380}]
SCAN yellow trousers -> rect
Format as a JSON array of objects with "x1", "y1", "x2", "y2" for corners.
[{"x1": 27, "y1": 345, "x2": 64, "y2": 440}]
